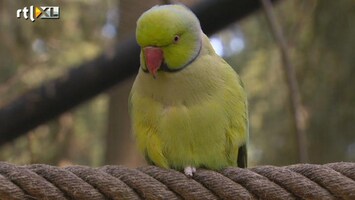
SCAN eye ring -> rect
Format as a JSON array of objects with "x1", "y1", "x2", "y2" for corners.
[{"x1": 173, "y1": 35, "x2": 180, "y2": 43}]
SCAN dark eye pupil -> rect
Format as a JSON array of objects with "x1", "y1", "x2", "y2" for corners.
[{"x1": 174, "y1": 35, "x2": 179, "y2": 42}]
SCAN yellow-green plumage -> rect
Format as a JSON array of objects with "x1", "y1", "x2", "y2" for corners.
[{"x1": 130, "y1": 5, "x2": 248, "y2": 172}]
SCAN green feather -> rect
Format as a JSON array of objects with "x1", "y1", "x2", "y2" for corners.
[{"x1": 130, "y1": 5, "x2": 248, "y2": 170}]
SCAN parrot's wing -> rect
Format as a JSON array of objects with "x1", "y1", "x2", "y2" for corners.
[
  {"x1": 129, "y1": 91, "x2": 153, "y2": 165},
  {"x1": 144, "y1": 152, "x2": 155, "y2": 165},
  {"x1": 237, "y1": 78, "x2": 248, "y2": 168},
  {"x1": 237, "y1": 144, "x2": 247, "y2": 168}
]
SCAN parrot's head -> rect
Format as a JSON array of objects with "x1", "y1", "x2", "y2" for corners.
[{"x1": 136, "y1": 4, "x2": 202, "y2": 78}]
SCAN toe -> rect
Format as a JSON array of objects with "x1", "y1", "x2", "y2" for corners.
[{"x1": 184, "y1": 166, "x2": 195, "y2": 177}]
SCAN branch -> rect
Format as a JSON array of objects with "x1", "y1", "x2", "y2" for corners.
[
  {"x1": 160, "y1": 0, "x2": 174, "y2": 5},
  {"x1": 260, "y1": 0, "x2": 309, "y2": 162}
]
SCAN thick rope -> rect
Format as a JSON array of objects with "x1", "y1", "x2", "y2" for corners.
[{"x1": 0, "y1": 162, "x2": 354, "y2": 200}]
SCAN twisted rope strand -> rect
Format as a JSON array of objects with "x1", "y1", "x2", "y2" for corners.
[
  {"x1": 326, "y1": 162, "x2": 355, "y2": 181},
  {"x1": 28, "y1": 164, "x2": 105, "y2": 200},
  {"x1": 101, "y1": 165, "x2": 179, "y2": 200},
  {"x1": 139, "y1": 166, "x2": 217, "y2": 200},
  {"x1": 192, "y1": 169, "x2": 257, "y2": 200},
  {"x1": 66, "y1": 165, "x2": 140, "y2": 200},
  {"x1": 0, "y1": 162, "x2": 354, "y2": 200},
  {"x1": 287, "y1": 164, "x2": 355, "y2": 200},
  {"x1": 222, "y1": 167, "x2": 296, "y2": 200},
  {"x1": 0, "y1": 162, "x2": 66, "y2": 199},
  {"x1": 252, "y1": 165, "x2": 335, "y2": 200},
  {"x1": 0, "y1": 173, "x2": 27, "y2": 200}
]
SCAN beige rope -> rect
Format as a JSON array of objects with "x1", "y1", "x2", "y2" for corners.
[{"x1": 0, "y1": 162, "x2": 354, "y2": 200}]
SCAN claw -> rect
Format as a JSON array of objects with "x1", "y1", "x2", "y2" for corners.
[{"x1": 184, "y1": 166, "x2": 196, "y2": 177}]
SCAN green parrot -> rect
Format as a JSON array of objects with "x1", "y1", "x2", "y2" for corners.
[{"x1": 130, "y1": 4, "x2": 248, "y2": 176}]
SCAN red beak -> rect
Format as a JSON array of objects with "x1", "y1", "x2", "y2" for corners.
[{"x1": 143, "y1": 47, "x2": 163, "y2": 78}]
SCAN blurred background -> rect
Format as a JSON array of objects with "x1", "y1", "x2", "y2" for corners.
[{"x1": 0, "y1": 0, "x2": 354, "y2": 167}]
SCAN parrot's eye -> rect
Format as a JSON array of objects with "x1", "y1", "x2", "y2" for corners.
[{"x1": 173, "y1": 35, "x2": 180, "y2": 43}]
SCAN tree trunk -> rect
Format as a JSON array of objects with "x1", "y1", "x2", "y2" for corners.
[{"x1": 104, "y1": 0, "x2": 159, "y2": 166}]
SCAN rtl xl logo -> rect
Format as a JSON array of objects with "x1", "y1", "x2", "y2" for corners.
[{"x1": 17, "y1": 6, "x2": 60, "y2": 22}]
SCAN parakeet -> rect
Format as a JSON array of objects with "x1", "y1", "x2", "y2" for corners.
[{"x1": 130, "y1": 4, "x2": 248, "y2": 176}]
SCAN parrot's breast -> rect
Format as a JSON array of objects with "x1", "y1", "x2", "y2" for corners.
[{"x1": 130, "y1": 34, "x2": 247, "y2": 170}]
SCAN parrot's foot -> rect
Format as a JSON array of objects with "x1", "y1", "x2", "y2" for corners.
[{"x1": 184, "y1": 166, "x2": 196, "y2": 177}]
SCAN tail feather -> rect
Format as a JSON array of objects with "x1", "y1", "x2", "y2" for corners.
[{"x1": 237, "y1": 144, "x2": 247, "y2": 168}]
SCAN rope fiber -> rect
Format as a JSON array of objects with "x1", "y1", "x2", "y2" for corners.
[{"x1": 0, "y1": 162, "x2": 354, "y2": 200}]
